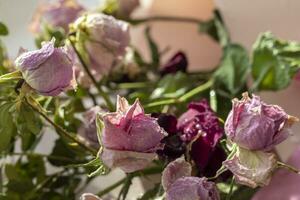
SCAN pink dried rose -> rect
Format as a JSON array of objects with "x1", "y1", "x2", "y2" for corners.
[
  {"x1": 225, "y1": 93, "x2": 298, "y2": 151},
  {"x1": 30, "y1": 0, "x2": 85, "y2": 34},
  {"x1": 100, "y1": 96, "x2": 167, "y2": 173},
  {"x1": 162, "y1": 157, "x2": 220, "y2": 200},
  {"x1": 223, "y1": 146, "x2": 277, "y2": 188},
  {"x1": 72, "y1": 13, "x2": 130, "y2": 79},
  {"x1": 15, "y1": 39, "x2": 76, "y2": 96},
  {"x1": 79, "y1": 106, "x2": 103, "y2": 149}
]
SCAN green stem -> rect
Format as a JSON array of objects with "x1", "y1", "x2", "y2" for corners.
[
  {"x1": 129, "y1": 16, "x2": 203, "y2": 25},
  {"x1": 277, "y1": 161, "x2": 300, "y2": 174},
  {"x1": 25, "y1": 99, "x2": 97, "y2": 156},
  {"x1": 97, "y1": 166, "x2": 163, "y2": 197},
  {"x1": 117, "y1": 82, "x2": 152, "y2": 89},
  {"x1": 145, "y1": 79, "x2": 213, "y2": 108},
  {"x1": 68, "y1": 38, "x2": 114, "y2": 111},
  {"x1": 10, "y1": 152, "x2": 85, "y2": 163},
  {"x1": 226, "y1": 177, "x2": 235, "y2": 200}
]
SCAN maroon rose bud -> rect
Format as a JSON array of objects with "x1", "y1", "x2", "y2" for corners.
[
  {"x1": 160, "y1": 51, "x2": 188, "y2": 76},
  {"x1": 177, "y1": 99, "x2": 223, "y2": 170},
  {"x1": 152, "y1": 113, "x2": 178, "y2": 135},
  {"x1": 225, "y1": 93, "x2": 298, "y2": 151}
]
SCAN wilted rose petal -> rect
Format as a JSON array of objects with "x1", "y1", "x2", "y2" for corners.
[
  {"x1": 162, "y1": 157, "x2": 192, "y2": 191},
  {"x1": 72, "y1": 13, "x2": 130, "y2": 79},
  {"x1": 225, "y1": 93, "x2": 298, "y2": 151},
  {"x1": 252, "y1": 147, "x2": 300, "y2": 200},
  {"x1": 100, "y1": 96, "x2": 167, "y2": 173},
  {"x1": 15, "y1": 39, "x2": 76, "y2": 96},
  {"x1": 223, "y1": 146, "x2": 277, "y2": 188},
  {"x1": 166, "y1": 177, "x2": 220, "y2": 200},
  {"x1": 80, "y1": 193, "x2": 102, "y2": 200}
]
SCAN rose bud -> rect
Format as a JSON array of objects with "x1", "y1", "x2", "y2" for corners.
[
  {"x1": 80, "y1": 193, "x2": 102, "y2": 200},
  {"x1": 100, "y1": 96, "x2": 167, "y2": 173},
  {"x1": 177, "y1": 100, "x2": 223, "y2": 171},
  {"x1": 79, "y1": 106, "x2": 103, "y2": 149},
  {"x1": 223, "y1": 146, "x2": 277, "y2": 188},
  {"x1": 162, "y1": 158, "x2": 220, "y2": 200},
  {"x1": 117, "y1": 0, "x2": 140, "y2": 18},
  {"x1": 30, "y1": 0, "x2": 85, "y2": 34},
  {"x1": 225, "y1": 93, "x2": 298, "y2": 151},
  {"x1": 71, "y1": 13, "x2": 130, "y2": 79},
  {"x1": 253, "y1": 147, "x2": 300, "y2": 200},
  {"x1": 15, "y1": 39, "x2": 76, "y2": 96},
  {"x1": 160, "y1": 51, "x2": 188, "y2": 76}
]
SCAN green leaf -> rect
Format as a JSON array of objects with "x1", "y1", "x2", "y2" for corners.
[
  {"x1": 251, "y1": 32, "x2": 300, "y2": 91},
  {"x1": 199, "y1": 10, "x2": 229, "y2": 47},
  {"x1": 214, "y1": 44, "x2": 250, "y2": 96},
  {"x1": 151, "y1": 72, "x2": 191, "y2": 99},
  {"x1": 0, "y1": 102, "x2": 16, "y2": 153},
  {"x1": 0, "y1": 22, "x2": 8, "y2": 36},
  {"x1": 145, "y1": 26, "x2": 160, "y2": 68}
]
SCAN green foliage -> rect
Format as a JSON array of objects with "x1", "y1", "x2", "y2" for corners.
[
  {"x1": 214, "y1": 44, "x2": 250, "y2": 96},
  {"x1": 0, "y1": 102, "x2": 16, "y2": 153},
  {"x1": 251, "y1": 32, "x2": 300, "y2": 90},
  {"x1": 145, "y1": 27, "x2": 160, "y2": 68},
  {"x1": 0, "y1": 22, "x2": 9, "y2": 36},
  {"x1": 199, "y1": 10, "x2": 230, "y2": 47}
]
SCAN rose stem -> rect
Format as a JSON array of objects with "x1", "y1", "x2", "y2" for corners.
[
  {"x1": 226, "y1": 176, "x2": 235, "y2": 200},
  {"x1": 25, "y1": 99, "x2": 97, "y2": 156},
  {"x1": 68, "y1": 38, "x2": 114, "y2": 111},
  {"x1": 128, "y1": 16, "x2": 203, "y2": 25},
  {"x1": 97, "y1": 165, "x2": 163, "y2": 197},
  {"x1": 145, "y1": 79, "x2": 213, "y2": 108}
]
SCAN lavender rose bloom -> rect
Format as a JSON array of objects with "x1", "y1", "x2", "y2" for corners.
[
  {"x1": 162, "y1": 157, "x2": 220, "y2": 200},
  {"x1": 79, "y1": 106, "x2": 103, "y2": 149},
  {"x1": 177, "y1": 100, "x2": 223, "y2": 171},
  {"x1": 72, "y1": 13, "x2": 130, "y2": 79},
  {"x1": 225, "y1": 93, "x2": 298, "y2": 151},
  {"x1": 15, "y1": 39, "x2": 76, "y2": 96},
  {"x1": 100, "y1": 96, "x2": 167, "y2": 173},
  {"x1": 30, "y1": 0, "x2": 85, "y2": 34}
]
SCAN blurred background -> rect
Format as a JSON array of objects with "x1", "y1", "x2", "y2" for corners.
[{"x1": 1, "y1": 0, "x2": 300, "y2": 197}]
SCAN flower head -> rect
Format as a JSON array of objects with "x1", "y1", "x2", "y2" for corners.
[
  {"x1": 71, "y1": 13, "x2": 130, "y2": 79},
  {"x1": 160, "y1": 51, "x2": 188, "y2": 76},
  {"x1": 177, "y1": 99, "x2": 223, "y2": 170},
  {"x1": 162, "y1": 157, "x2": 220, "y2": 200},
  {"x1": 225, "y1": 93, "x2": 298, "y2": 151},
  {"x1": 30, "y1": 0, "x2": 85, "y2": 34},
  {"x1": 100, "y1": 96, "x2": 167, "y2": 173},
  {"x1": 15, "y1": 39, "x2": 76, "y2": 96}
]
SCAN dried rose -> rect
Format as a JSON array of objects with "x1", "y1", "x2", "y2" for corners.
[
  {"x1": 177, "y1": 99, "x2": 223, "y2": 170},
  {"x1": 162, "y1": 157, "x2": 220, "y2": 200},
  {"x1": 71, "y1": 13, "x2": 130, "y2": 79},
  {"x1": 223, "y1": 146, "x2": 277, "y2": 188},
  {"x1": 30, "y1": 0, "x2": 85, "y2": 34},
  {"x1": 100, "y1": 96, "x2": 167, "y2": 173},
  {"x1": 160, "y1": 51, "x2": 188, "y2": 76},
  {"x1": 15, "y1": 39, "x2": 76, "y2": 96},
  {"x1": 225, "y1": 93, "x2": 298, "y2": 151}
]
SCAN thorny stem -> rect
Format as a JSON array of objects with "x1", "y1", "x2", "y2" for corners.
[
  {"x1": 68, "y1": 38, "x2": 114, "y2": 111},
  {"x1": 25, "y1": 99, "x2": 97, "y2": 156}
]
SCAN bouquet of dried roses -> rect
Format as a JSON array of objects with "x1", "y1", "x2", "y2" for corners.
[{"x1": 1, "y1": 0, "x2": 300, "y2": 200}]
